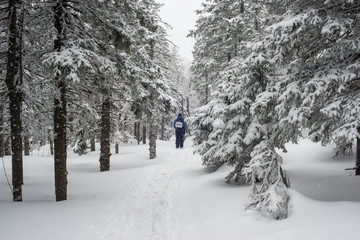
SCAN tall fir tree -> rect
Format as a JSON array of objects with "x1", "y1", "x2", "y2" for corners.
[{"x1": 191, "y1": 0, "x2": 292, "y2": 219}]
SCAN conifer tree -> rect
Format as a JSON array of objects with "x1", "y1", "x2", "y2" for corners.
[
  {"x1": 262, "y1": 0, "x2": 360, "y2": 173},
  {"x1": 191, "y1": 0, "x2": 292, "y2": 219},
  {"x1": 132, "y1": 0, "x2": 179, "y2": 159}
]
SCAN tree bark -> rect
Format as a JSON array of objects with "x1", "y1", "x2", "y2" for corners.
[
  {"x1": 115, "y1": 143, "x2": 119, "y2": 154},
  {"x1": 5, "y1": 136, "x2": 11, "y2": 156},
  {"x1": 181, "y1": 97, "x2": 184, "y2": 115},
  {"x1": 149, "y1": 121, "x2": 156, "y2": 159},
  {"x1": 356, "y1": 127, "x2": 360, "y2": 176},
  {"x1": 99, "y1": 96, "x2": 111, "y2": 171},
  {"x1": 24, "y1": 135, "x2": 30, "y2": 156},
  {"x1": 160, "y1": 117, "x2": 165, "y2": 140},
  {"x1": 148, "y1": 100, "x2": 156, "y2": 159},
  {"x1": 0, "y1": 134, "x2": 4, "y2": 158},
  {"x1": 54, "y1": 78, "x2": 67, "y2": 201},
  {"x1": 5, "y1": 0, "x2": 23, "y2": 202},
  {"x1": 186, "y1": 96, "x2": 190, "y2": 117},
  {"x1": 147, "y1": 35, "x2": 157, "y2": 159},
  {"x1": 48, "y1": 129, "x2": 54, "y2": 155},
  {"x1": 143, "y1": 126, "x2": 146, "y2": 144},
  {"x1": 0, "y1": 105, "x2": 4, "y2": 158},
  {"x1": 91, "y1": 137, "x2": 96, "y2": 152},
  {"x1": 137, "y1": 122, "x2": 140, "y2": 144},
  {"x1": 53, "y1": 0, "x2": 68, "y2": 201}
]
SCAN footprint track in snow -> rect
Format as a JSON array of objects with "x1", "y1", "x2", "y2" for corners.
[{"x1": 102, "y1": 144, "x2": 191, "y2": 240}]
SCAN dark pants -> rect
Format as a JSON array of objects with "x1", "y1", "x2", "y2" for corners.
[{"x1": 175, "y1": 129, "x2": 184, "y2": 148}]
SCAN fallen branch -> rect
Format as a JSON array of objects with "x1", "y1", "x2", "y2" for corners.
[{"x1": 345, "y1": 165, "x2": 360, "y2": 171}]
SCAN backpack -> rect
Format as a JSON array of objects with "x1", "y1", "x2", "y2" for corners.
[{"x1": 175, "y1": 119, "x2": 183, "y2": 129}]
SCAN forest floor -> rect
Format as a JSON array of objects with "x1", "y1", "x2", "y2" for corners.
[{"x1": 1, "y1": 137, "x2": 360, "y2": 240}]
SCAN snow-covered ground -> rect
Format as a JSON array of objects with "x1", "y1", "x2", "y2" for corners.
[{"x1": 1, "y1": 138, "x2": 360, "y2": 240}]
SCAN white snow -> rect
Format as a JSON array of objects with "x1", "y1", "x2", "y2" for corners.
[{"x1": 1, "y1": 138, "x2": 360, "y2": 240}]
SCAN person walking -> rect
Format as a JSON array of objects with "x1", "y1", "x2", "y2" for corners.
[{"x1": 174, "y1": 113, "x2": 186, "y2": 148}]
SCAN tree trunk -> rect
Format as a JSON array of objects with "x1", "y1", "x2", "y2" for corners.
[
  {"x1": 134, "y1": 122, "x2": 137, "y2": 137},
  {"x1": 53, "y1": 0, "x2": 68, "y2": 202},
  {"x1": 204, "y1": 71, "x2": 209, "y2": 105},
  {"x1": 143, "y1": 126, "x2": 146, "y2": 144},
  {"x1": 186, "y1": 96, "x2": 190, "y2": 117},
  {"x1": 91, "y1": 137, "x2": 96, "y2": 151},
  {"x1": 181, "y1": 97, "x2": 184, "y2": 115},
  {"x1": 160, "y1": 117, "x2": 165, "y2": 140},
  {"x1": 186, "y1": 97, "x2": 191, "y2": 135},
  {"x1": 48, "y1": 128, "x2": 54, "y2": 155},
  {"x1": 5, "y1": 136, "x2": 11, "y2": 156},
  {"x1": 115, "y1": 143, "x2": 119, "y2": 154},
  {"x1": 99, "y1": 96, "x2": 111, "y2": 172},
  {"x1": 8, "y1": 92, "x2": 23, "y2": 200},
  {"x1": 0, "y1": 106, "x2": 4, "y2": 158},
  {"x1": 5, "y1": 0, "x2": 23, "y2": 202},
  {"x1": 53, "y1": 78, "x2": 67, "y2": 201},
  {"x1": 356, "y1": 127, "x2": 360, "y2": 176},
  {"x1": 148, "y1": 101, "x2": 156, "y2": 159},
  {"x1": 24, "y1": 135, "x2": 30, "y2": 156},
  {"x1": 149, "y1": 122, "x2": 156, "y2": 159},
  {"x1": 0, "y1": 133, "x2": 4, "y2": 158},
  {"x1": 137, "y1": 122, "x2": 140, "y2": 144}
]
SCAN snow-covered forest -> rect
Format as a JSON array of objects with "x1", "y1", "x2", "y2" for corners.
[
  {"x1": 190, "y1": 0, "x2": 360, "y2": 219},
  {"x1": 1, "y1": 0, "x2": 360, "y2": 239},
  {"x1": 0, "y1": 0, "x2": 191, "y2": 202}
]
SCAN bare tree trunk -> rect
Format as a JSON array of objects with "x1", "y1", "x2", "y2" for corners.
[
  {"x1": 91, "y1": 137, "x2": 95, "y2": 151},
  {"x1": 148, "y1": 100, "x2": 156, "y2": 159},
  {"x1": 99, "y1": 96, "x2": 111, "y2": 171},
  {"x1": 5, "y1": 0, "x2": 24, "y2": 202},
  {"x1": 134, "y1": 122, "x2": 137, "y2": 137},
  {"x1": 147, "y1": 35, "x2": 157, "y2": 159},
  {"x1": 53, "y1": 0, "x2": 68, "y2": 201},
  {"x1": 137, "y1": 122, "x2": 140, "y2": 144},
  {"x1": 160, "y1": 117, "x2": 165, "y2": 140},
  {"x1": 5, "y1": 136, "x2": 11, "y2": 156},
  {"x1": 39, "y1": 128, "x2": 45, "y2": 146},
  {"x1": 0, "y1": 105, "x2": 4, "y2": 158},
  {"x1": 54, "y1": 78, "x2": 67, "y2": 201},
  {"x1": 356, "y1": 127, "x2": 360, "y2": 176},
  {"x1": 115, "y1": 143, "x2": 119, "y2": 154},
  {"x1": 149, "y1": 122, "x2": 156, "y2": 159},
  {"x1": 181, "y1": 97, "x2": 184, "y2": 115},
  {"x1": 186, "y1": 96, "x2": 190, "y2": 117},
  {"x1": 9, "y1": 93, "x2": 23, "y2": 200},
  {"x1": 48, "y1": 129, "x2": 54, "y2": 155},
  {"x1": 24, "y1": 135, "x2": 30, "y2": 156},
  {"x1": 204, "y1": 71, "x2": 209, "y2": 105},
  {"x1": 143, "y1": 126, "x2": 146, "y2": 144},
  {"x1": 0, "y1": 134, "x2": 4, "y2": 158}
]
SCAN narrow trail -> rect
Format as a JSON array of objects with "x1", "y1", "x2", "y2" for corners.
[{"x1": 102, "y1": 141, "x2": 195, "y2": 240}]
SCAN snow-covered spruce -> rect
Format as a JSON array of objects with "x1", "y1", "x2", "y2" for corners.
[
  {"x1": 263, "y1": 0, "x2": 360, "y2": 168},
  {"x1": 190, "y1": 0, "x2": 294, "y2": 219},
  {"x1": 243, "y1": 141, "x2": 290, "y2": 220}
]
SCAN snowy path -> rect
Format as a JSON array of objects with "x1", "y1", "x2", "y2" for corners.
[
  {"x1": 2, "y1": 139, "x2": 360, "y2": 240},
  {"x1": 102, "y1": 143, "x2": 195, "y2": 240}
]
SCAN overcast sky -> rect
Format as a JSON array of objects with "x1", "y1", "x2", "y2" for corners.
[{"x1": 156, "y1": 0, "x2": 203, "y2": 61}]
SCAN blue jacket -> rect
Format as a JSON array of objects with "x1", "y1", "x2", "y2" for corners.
[{"x1": 174, "y1": 116, "x2": 186, "y2": 133}]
